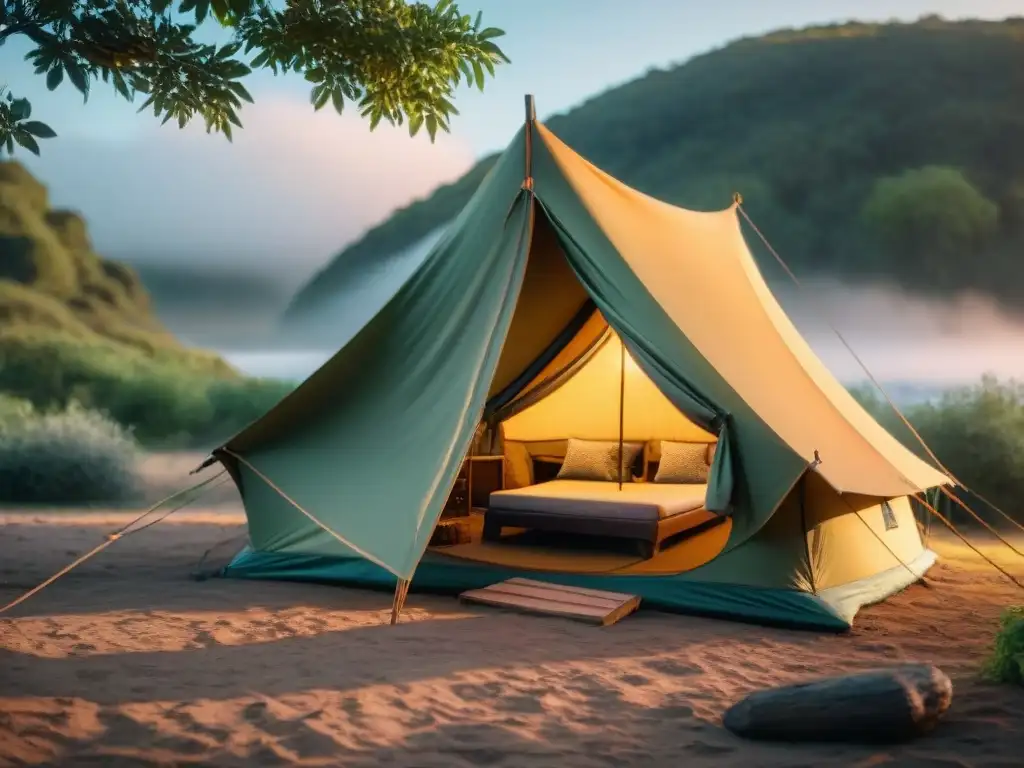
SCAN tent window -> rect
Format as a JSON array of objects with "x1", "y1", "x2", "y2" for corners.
[{"x1": 881, "y1": 500, "x2": 899, "y2": 531}]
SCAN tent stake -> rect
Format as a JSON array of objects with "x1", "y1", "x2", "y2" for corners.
[
  {"x1": 390, "y1": 578, "x2": 410, "y2": 625},
  {"x1": 618, "y1": 339, "x2": 625, "y2": 490}
]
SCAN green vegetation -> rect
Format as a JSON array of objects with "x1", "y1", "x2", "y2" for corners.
[
  {"x1": 0, "y1": 394, "x2": 139, "y2": 505},
  {"x1": 983, "y1": 606, "x2": 1024, "y2": 686},
  {"x1": 851, "y1": 376, "x2": 1024, "y2": 525},
  {"x1": 287, "y1": 16, "x2": 1024, "y2": 319},
  {"x1": 0, "y1": 160, "x2": 294, "y2": 450},
  {"x1": 0, "y1": 0, "x2": 508, "y2": 155}
]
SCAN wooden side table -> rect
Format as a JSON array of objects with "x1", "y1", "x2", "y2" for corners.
[
  {"x1": 467, "y1": 454, "x2": 505, "y2": 511},
  {"x1": 440, "y1": 454, "x2": 505, "y2": 518}
]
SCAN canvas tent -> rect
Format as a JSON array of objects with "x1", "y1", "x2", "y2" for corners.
[{"x1": 216, "y1": 96, "x2": 949, "y2": 630}]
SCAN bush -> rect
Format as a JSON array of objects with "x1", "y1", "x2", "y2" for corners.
[
  {"x1": 849, "y1": 376, "x2": 1024, "y2": 525},
  {"x1": 983, "y1": 606, "x2": 1024, "y2": 686},
  {"x1": 0, "y1": 331, "x2": 295, "y2": 448},
  {"x1": 0, "y1": 400, "x2": 140, "y2": 505}
]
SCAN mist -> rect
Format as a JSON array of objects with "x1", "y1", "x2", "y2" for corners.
[{"x1": 188, "y1": 224, "x2": 1024, "y2": 393}]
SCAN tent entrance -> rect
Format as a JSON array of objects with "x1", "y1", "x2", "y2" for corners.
[{"x1": 422, "y1": 210, "x2": 729, "y2": 575}]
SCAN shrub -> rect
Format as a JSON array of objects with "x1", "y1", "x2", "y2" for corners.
[
  {"x1": 0, "y1": 330, "x2": 295, "y2": 448},
  {"x1": 0, "y1": 401, "x2": 140, "y2": 505},
  {"x1": 849, "y1": 376, "x2": 1024, "y2": 525},
  {"x1": 983, "y1": 606, "x2": 1024, "y2": 686}
]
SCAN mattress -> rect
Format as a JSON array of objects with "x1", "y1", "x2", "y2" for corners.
[{"x1": 489, "y1": 480, "x2": 707, "y2": 523}]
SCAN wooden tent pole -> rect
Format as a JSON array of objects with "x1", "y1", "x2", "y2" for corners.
[
  {"x1": 390, "y1": 578, "x2": 410, "y2": 625},
  {"x1": 618, "y1": 339, "x2": 626, "y2": 490}
]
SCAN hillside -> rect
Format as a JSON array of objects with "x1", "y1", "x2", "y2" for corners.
[
  {"x1": 0, "y1": 161, "x2": 237, "y2": 404},
  {"x1": 285, "y1": 16, "x2": 1024, "y2": 322}
]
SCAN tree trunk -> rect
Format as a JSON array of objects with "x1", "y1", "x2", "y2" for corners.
[{"x1": 723, "y1": 664, "x2": 952, "y2": 743}]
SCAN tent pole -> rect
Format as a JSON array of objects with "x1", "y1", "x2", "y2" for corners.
[
  {"x1": 390, "y1": 578, "x2": 410, "y2": 625},
  {"x1": 618, "y1": 339, "x2": 625, "y2": 490}
]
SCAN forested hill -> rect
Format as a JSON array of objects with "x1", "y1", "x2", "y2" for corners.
[{"x1": 285, "y1": 17, "x2": 1024, "y2": 322}]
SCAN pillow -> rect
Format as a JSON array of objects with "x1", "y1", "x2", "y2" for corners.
[
  {"x1": 557, "y1": 438, "x2": 645, "y2": 483},
  {"x1": 503, "y1": 440, "x2": 534, "y2": 489},
  {"x1": 654, "y1": 440, "x2": 711, "y2": 484}
]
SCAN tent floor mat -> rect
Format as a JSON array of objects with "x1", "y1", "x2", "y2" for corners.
[
  {"x1": 460, "y1": 577, "x2": 641, "y2": 625},
  {"x1": 431, "y1": 516, "x2": 732, "y2": 576}
]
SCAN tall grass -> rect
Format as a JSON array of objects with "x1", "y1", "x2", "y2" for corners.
[{"x1": 0, "y1": 395, "x2": 139, "y2": 505}]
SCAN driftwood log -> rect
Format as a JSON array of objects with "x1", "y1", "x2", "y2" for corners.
[{"x1": 723, "y1": 664, "x2": 953, "y2": 743}]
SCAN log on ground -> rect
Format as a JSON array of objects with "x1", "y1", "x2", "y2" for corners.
[{"x1": 723, "y1": 664, "x2": 953, "y2": 743}]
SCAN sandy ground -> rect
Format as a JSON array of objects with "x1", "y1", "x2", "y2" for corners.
[{"x1": 1, "y1": 456, "x2": 1023, "y2": 766}]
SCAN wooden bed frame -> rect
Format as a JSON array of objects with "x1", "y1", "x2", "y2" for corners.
[{"x1": 481, "y1": 504, "x2": 725, "y2": 559}]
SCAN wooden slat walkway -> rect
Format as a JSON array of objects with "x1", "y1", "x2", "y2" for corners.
[{"x1": 460, "y1": 577, "x2": 641, "y2": 625}]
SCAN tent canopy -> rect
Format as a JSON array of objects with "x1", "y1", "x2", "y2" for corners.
[{"x1": 216, "y1": 98, "x2": 948, "y2": 587}]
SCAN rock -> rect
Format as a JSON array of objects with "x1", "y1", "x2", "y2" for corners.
[{"x1": 722, "y1": 664, "x2": 953, "y2": 743}]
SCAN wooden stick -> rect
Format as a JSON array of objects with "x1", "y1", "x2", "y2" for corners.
[
  {"x1": 390, "y1": 578, "x2": 410, "y2": 625},
  {"x1": 617, "y1": 339, "x2": 626, "y2": 490}
]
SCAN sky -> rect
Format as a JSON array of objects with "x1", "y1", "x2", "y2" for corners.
[{"x1": 3, "y1": 0, "x2": 1022, "y2": 287}]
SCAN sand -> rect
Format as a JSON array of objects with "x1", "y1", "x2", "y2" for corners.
[{"x1": 1, "y1": 458, "x2": 1023, "y2": 766}]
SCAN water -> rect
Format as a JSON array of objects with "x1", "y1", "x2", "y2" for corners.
[{"x1": 218, "y1": 279, "x2": 1024, "y2": 403}]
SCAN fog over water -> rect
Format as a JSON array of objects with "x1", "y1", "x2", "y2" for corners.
[{"x1": 145, "y1": 227, "x2": 1024, "y2": 400}]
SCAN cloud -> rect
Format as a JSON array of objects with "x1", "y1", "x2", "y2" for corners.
[{"x1": 19, "y1": 94, "x2": 476, "y2": 284}]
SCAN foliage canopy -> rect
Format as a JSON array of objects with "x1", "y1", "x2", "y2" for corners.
[{"x1": 0, "y1": 0, "x2": 509, "y2": 154}]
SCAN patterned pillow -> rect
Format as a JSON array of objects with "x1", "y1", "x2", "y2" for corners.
[
  {"x1": 654, "y1": 441, "x2": 711, "y2": 484},
  {"x1": 557, "y1": 438, "x2": 645, "y2": 482}
]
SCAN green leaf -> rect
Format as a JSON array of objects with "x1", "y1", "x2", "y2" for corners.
[
  {"x1": 65, "y1": 63, "x2": 90, "y2": 101},
  {"x1": 472, "y1": 60, "x2": 485, "y2": 91},
  {"x1": 477, "y1": 27, "x2": 505, "y2": 41},
  {"x1": 249, "y1": 50, "x2": 271, "y2": 69},
  {"x1": 425, "y1": 114, "x2": 438, "y2": 142},
  {"x1": 369, "y1": 109, "x2": 382, "y2": 131},
  {"x1": 152, "y1": 0, "x2": 173, "y2": 15},
  {"x1": 228, "y1": 81, "x2": 254, "y2": 103},
  {"x1": 111, "y1": 70, "x2": 132, "y2": 101},
  {"x1": 331, "y1": 87, "x2": 345, "y2": 114},
  {"x1": 20, "y1": 121, "x2": 57, "y2": 139},
  {"x1": 9, "y1": 98, "x2": 30, "y2": 121},
  {"x1": 474, "y1": 11, "x2": 482, "y2": 32},
  {"x1": 479, "y1": 40, "x2": 506, "y2": 58},
  {"x1": 408, "y1": 112, "x2": 424, "y2": 137},
  {"x1": 224, "y1": 61, "x2": 251, "y2": 79},
  {"x1": 46, "y1": 67, "x2": 63, "y2": 91},
  {"x1": 194, "y1": 0, "x2": 211, "y2": 24},
  {"x1": 217, "y1": 42, "x2": 243, "y2": 60},
  {"x1": 311, "y1": 85, "x2": 330, "y2": 111},
  {"x1": 13, "y1": 131, "x2": 41, "y2": 156}
]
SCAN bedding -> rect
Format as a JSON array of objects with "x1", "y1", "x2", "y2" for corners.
[{"x1": 490, "y1": 479, "x2": 707, "y2": 522}]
